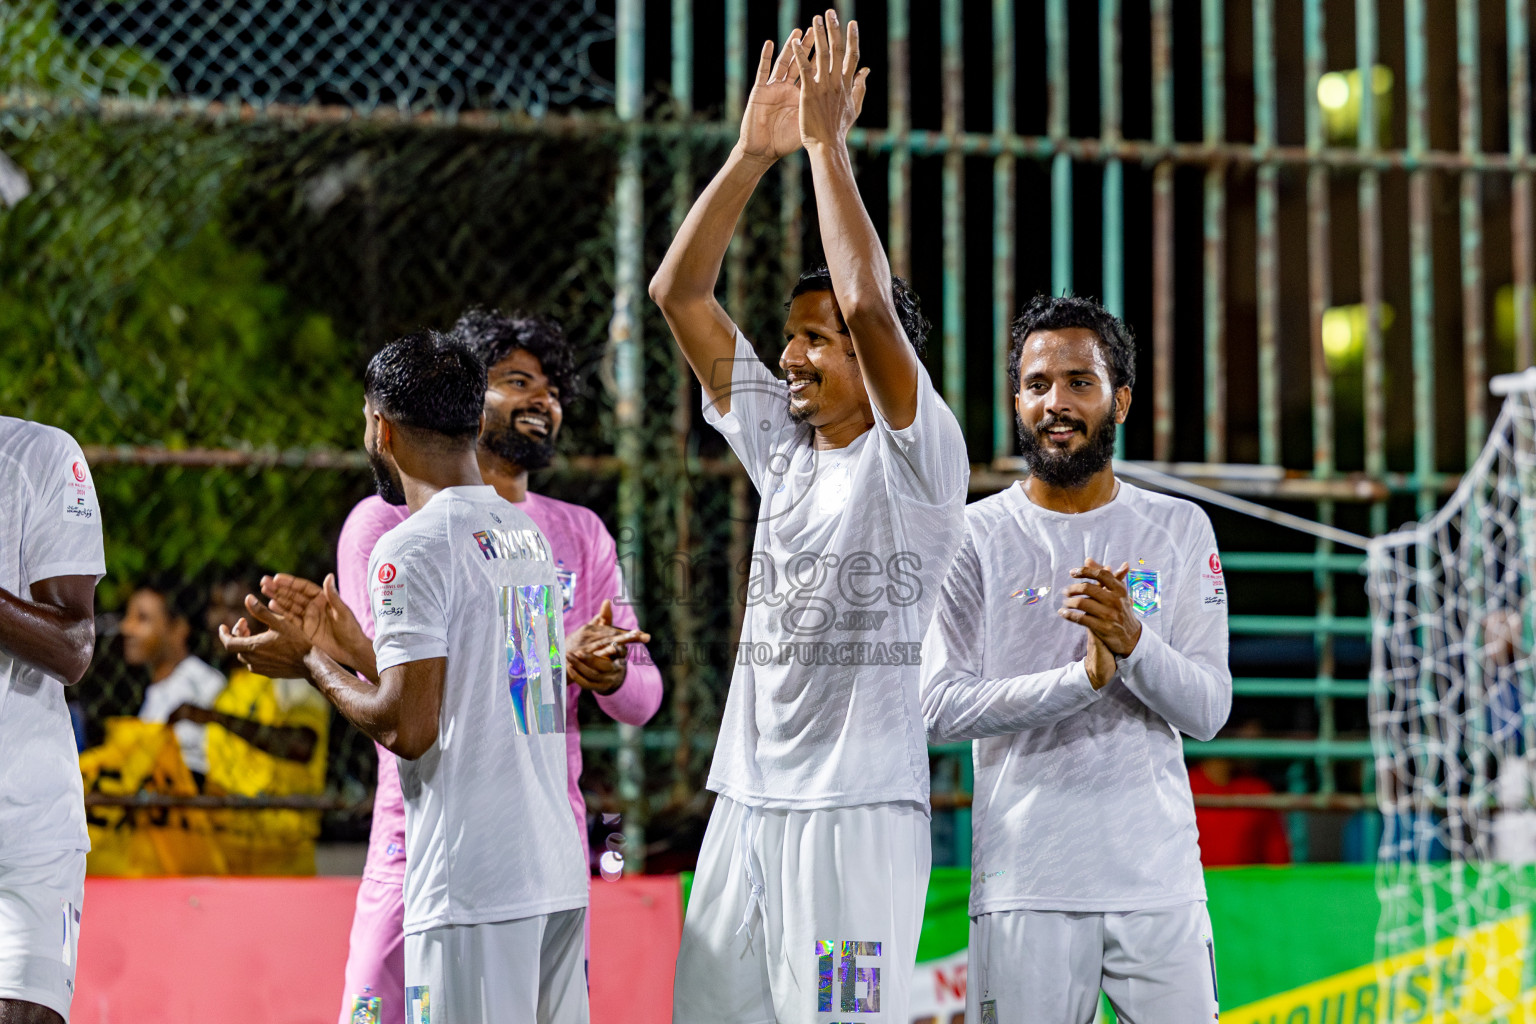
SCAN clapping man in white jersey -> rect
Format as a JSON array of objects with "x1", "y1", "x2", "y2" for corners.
[
  {"x1": 223, "y1": 331, "x2": 588, "y2": 1024},
  {"x1": 920, "y1": 295, "x2": 1233, "y2": 1023},
  {"x1": 651, "y1": 11, "x2": 968, "y2": 1024},
  {"x1": 0, "y1": 417, "x2": 104, "y2": 1024}
]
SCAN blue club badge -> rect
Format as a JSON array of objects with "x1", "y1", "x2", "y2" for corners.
[{"x1": 1127, "y1": 569, "x2": 1161, "y2": 616}]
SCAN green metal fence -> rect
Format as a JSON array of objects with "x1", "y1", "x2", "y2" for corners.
[{"x1": 7, "y1": 0, "x2": 1534, "y2": 867}]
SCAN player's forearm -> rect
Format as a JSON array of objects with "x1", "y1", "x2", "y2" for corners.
[
  {"x1": 1115, "y1": 628, "x2": 1232, "y2": 742},
  {"x1": 650, "y1": 149, "x2": 769, "y2": 310},
  {"x1": 805, "y1": 141, "x2": 907, "y2": 342},
  {"x1": 922, "y1": 663, "x2": 1100, "y2": 743},
  {"x1": 595, "y1": 648, "x2": 664, "y2": 725},
  {"x1": 202, "y1": 709, "x2": 318, "y2": 763},
  {"x1": 0, "y1": 585, "x2": 94, "y2": 686},
  {"x1": 303, "y1": 647, "x2": 409, "y2": 756}
]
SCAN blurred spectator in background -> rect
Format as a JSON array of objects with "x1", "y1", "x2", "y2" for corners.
[
  {"x1": 176, "y1": 578, "x2": 331, "y2": 874},
  {"x1": 1188, "y1": 718, "x2": 1291, "y2": 866},
  {"x1": 123, "y1": 576, "x2": 222, "y2": 783}
]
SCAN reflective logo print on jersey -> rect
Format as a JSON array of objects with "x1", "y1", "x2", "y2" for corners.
[
  {"x1": 405, "y1": 985, "x2": 429, "y2": 1024},
  {"x1": 555, "y1": 566, "x2": 577, "y2": 612},
  {"x1": 817, "y1": 940, "x2": 883, "y2": 1015},
  {"x1": 1009, "y1": 585, "x2": 1051, "y2": 606},
  {"x1": 1127, "y1": 569, "x2": 1162, "y2": 616},
  {"x1": 501, "y1": 584, "x2": 566, "y2": 735},
  {"x1": 472, "y1": 527, "x2": 552, "y2": 562}
]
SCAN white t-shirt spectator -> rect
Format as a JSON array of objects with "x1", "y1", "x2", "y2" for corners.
[
  {"x1": 702, "y1": 328, "x2": 970, "y2": 810},
  {"x1": 138, "y1": 655, "x2": 226, "y2": 775},
  {"x1": 368, "y1": 485, "x2": 587, "y2": 934},
  {"x1": 0, "y1": 417, "x2": 106, "y2": 860}
]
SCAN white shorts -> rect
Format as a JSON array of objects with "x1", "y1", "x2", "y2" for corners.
[
  {"x1": 0, "y1": 849, "x2": 85, "y2": 1023},
  {"x1": 403, "y1": 908, "x2": 588, "y2": 1024},
  {"x1": 673, "y1": 796, "x2": 931, "y2": 1024},
  {"x1": 967, "y1": 902, "x2": 1219, "y2": 1024}
]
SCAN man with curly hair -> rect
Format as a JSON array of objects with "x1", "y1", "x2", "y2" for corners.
[
  {"x1": 332, "y1": 311, "x2": 662, "y2": 1024},
  {"x1": 650, "y1": 12, "x2": 968, "y2": 1023}
]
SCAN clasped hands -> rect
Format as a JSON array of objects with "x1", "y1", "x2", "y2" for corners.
[
  {"x1": 735, "y1": 8, "x2": 869, "y2": 168},
  {"x1": 217, "y1": 575, "x2": 647, "y2": 694},
  {"x1": 1057, "y1": 558, "x2": 1143, "y2": 691}
]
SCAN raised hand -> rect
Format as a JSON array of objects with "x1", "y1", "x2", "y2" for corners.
[
  {"x1": 790, "y1": 10, "x2": 870, "y2": 150},
  {"x1": 262, "y1": 572, "x2": 376, "y2": 681},
  {"x1": 737, "y1": 28, "x2": 807, "y2": 165},
  {"x1": 1059, "y1": 558, "x2": 1142, "y2": 657},
  {"x1": 565, "y1": 598, "x2": 650, "y2": 695}
]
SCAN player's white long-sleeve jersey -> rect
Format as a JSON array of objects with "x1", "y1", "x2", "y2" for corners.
[{"x1": 921, "y1": 481, "x2": 1232, "y2": 915}]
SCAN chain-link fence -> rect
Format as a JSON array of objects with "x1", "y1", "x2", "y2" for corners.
[{"x1": 0, "y1": 0, "x2": 781, "y2": 861}]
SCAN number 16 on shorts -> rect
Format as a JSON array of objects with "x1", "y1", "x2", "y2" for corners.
[{"x1": 817, "y1": 939, "x2": 882, "y2": 1018}]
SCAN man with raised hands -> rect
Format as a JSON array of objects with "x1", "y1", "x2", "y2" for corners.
[{"x1": 650, "y1": 11, "x2": 968, "y2": 1023}]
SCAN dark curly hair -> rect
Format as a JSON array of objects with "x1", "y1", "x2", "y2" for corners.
[
  {"x1": 1007, "y1": 294, "x2": 1137, "y2": 395},
  {"x1": 364, "y1": 330, "x2": 485, "y2": 443},
  {"x1": 787, "y1": 265, "x2": 932, "y2": 357},
  {"x1": 451, "y1": 307, "x2": 582, "y2": 400}
]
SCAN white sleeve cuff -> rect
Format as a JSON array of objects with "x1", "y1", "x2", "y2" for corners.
[
  {"x1": 1115, "y1": 624, "x2": 1162, "y2": 678},
  {"x1": 374, "y1": 633, "x2": 450, "y2": 673}
]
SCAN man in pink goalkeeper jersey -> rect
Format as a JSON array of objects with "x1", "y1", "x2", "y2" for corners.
[{"x1": 334, "y1": 311, "x2": 663, "y2": 1024}]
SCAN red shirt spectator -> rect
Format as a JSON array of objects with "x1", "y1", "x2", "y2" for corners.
[{"x1": 1188, "y1": 760, "x2": 1292, "y2": 866}]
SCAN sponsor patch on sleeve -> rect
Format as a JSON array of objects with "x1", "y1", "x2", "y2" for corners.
[
  {"x1": 372, "y1": 561, "x2": 407, "y2": 620},
  {"x1": 62, "y1": 457, "x2": 99, "y2": 522},
  {"x1": 1200, "y1": 550, "x2": 1227, "y2": 612}
]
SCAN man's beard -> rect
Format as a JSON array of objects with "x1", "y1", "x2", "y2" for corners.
[
  {"x1": 1016, "y1": 406, "x2": 1118, "y2": 490},
  {"x1": 366, "y1": 445, "x2": 408, "y2": 506},
  {"x1": 480, "y1": 421, "x2": 557, "y2": 471}
]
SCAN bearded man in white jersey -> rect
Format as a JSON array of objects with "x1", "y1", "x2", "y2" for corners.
[
  {"x1": 921, "y1": 295, "x2": 1233, "y2": 1023},
  {"x1": 0, "y1": 417, "x2": 104, "y2": 1024},
  {"x1": 651, "y1": 11, "x2": 968, "y2": 1024},
  {"x1": 223, "y1": 331, "x2": 588, "y2": 1024}
]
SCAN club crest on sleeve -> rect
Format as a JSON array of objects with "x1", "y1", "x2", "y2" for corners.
[
  {"x1": 1127, "y1": 570, "x2": 1161, "y2": 616},
  {"x1": 555, "y1": 567, "x2": 577, "y2": 612},
  {"x1": 1009, "y1": 586, "x2": 1051, "y2": 606}
]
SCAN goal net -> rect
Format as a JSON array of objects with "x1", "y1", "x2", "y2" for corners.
[{"x1": 1369, "y1": 373, "x2": 1536, "y2": 1019}]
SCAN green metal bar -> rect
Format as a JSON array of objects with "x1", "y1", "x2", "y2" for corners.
[
  {"x1": 992, "y1": 0, "x2": 1016, "y2": 461},
  {"x1": 957, "y1": 746, "x2": 974, "y2": 869},
  {"x1": 1233, "y1": 679, "x2": 1372, "y2": 698},
  {"x1": 1202, "y1": 0, "x2": 1226, "y2": 463},
  {"x1": 725, "y1": 0, "x2": 747, "y2": 319},
  {"x1": 1511, "y1": 0, "x2": 1534, "y2": 371},
  {"x1": 1101, "y1": 0, "x2": 1123, "y2": 316},
  {"x1": 1151, "y1": 0, "x2": 1175, "y2": 462},
  {"x1": 1220, "y1": 551, "x2": 1367, "y2": 573},
  {"x1": 613, "y1": 0, "x2": 646, "y2": 873},
  {"x1": 1101, "y1": 0, "x2": 1124, "y2": 460},
  {"x1": 942, "y1": 0, "x2": 965, "y2": 425},
  {"x1": 1461, "y1": 0, "x2": 1487, "y2": 467},
  {"x1": 1304, "y1": 0, "x2": 1333, "y2": 482},
  {"x1": 1254, "y1": 0, "x2": 1280, "y2": 467},
  {"x1": 779, "y1": 0, "x2": 803, "y2": 294},
  {"x1": 1048, "y1": 0, "x2": 1072, "y2": 297},
  {"x1": 1228, "y1": 615, "x2": 1373, "y2": 637},
  {"x1": 1353, "y1": 5, "x2": 1383, "y2": 810},
  {"x1": 1358, "y1": 0, "x2": 1386, "y2": 541},
  {"x1": 1186, "y1": 739, "x2": 1377, "y2": 760},
  {"x1": 1407, "y1": 0, "x2": 1437, "y2": 520},
  {"x1": 1303, "y1": 0, "x2": 1340, "y2": 804},
  {"x1": 888, "y1": 0, "x2": 911, "y2": 281}
]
